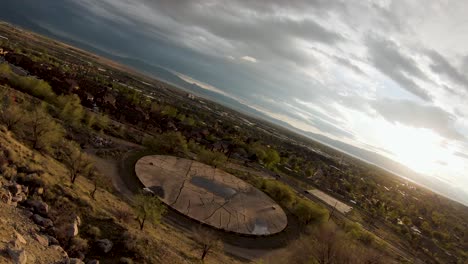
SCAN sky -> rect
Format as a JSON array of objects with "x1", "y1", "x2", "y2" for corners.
[{"x1": 1, "y1": 0, "x2": 468, "y2": 204}]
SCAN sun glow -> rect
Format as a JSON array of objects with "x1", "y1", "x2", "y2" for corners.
[{"x1": 372, "y1": 122, "x2": 456, "y2": 174}]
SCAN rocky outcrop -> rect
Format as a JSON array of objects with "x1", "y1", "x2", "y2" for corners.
[
  {"x1": 24, "y1": 199, "x2": 49, "y2": 216},
  {"x1": 33, "y1": 233, "x2": 49, "y2": 247},
  {"x1": 7, "y1": 236, "x2": 28, "y2": 264},
  {"x1": 69, "y1": 258, "x2": 85, "y2": 264},
  {"x1": 32, "y1": 214, "x2": 53, "y2": 228},
  {"x1": 95, "y1": 239, "x2": 113, "y2": 253},
  {"x1": 7, "y1": 247, "x2": 27, "y2": 264},
  {"x1": 8, "y1": 184, "x2": 22, "y2": 196},
  {"x1": 0, "y1": 189, "x2": 12, "y2": 204},
  {"x1": 66, "y1": 220, "x2": 79, "y2": 239}
]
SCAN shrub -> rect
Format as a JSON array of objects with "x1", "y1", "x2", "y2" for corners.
[
  {"x1": 293, "y1": 198, "x2": 329, "y2": 226},
  {"x1": 68, "y1": 236, "x2": 89, "y2": 254},
  {"x1": 85, "y1": 225, "x2": 101, "y2": 239},
  {"x1": 197, "y1": 149, "x2": 227, "y2": 168},
  {"x1": 55, "y1": 94, "x2": 84, "y2": 126},
  {"x1": 113, "y1": 207, "x2": 133, "y2": 224},
  {"x1": 344, "y1": 222, "x2": 375, "y2": 245},
  {"x1": 26, "y1": 106, "x2": 65, "y2": 153},
  {"x1": 142, "y1": 132, "x2": 188, "y2": 154},
  {"x1": 263, "y1": 180, "x2": 295, "y2": 206}
]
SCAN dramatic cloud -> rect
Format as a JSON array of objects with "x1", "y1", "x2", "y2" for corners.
[
  {"x1": 426, "y1": 50, "x2": 468, "y2": 90},
  {"x1": 371, "y1": 99, "x2": 463, "y2": 140},
  {"x1": 2, "y1": 0, "x2": 468, "y2": 203},
  {"x1": 366, "y1": 36, "x2": 432, "y2": 101}
]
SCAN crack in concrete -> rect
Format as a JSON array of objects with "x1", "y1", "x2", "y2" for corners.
[{"x1": 171, "y1": 160, "x2": 193, "y2": 206}]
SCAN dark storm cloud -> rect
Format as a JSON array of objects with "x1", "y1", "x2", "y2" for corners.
[
  {"x1": 371, "y1": 99, "x2": 463, "y2": 140},
  {"x1": 366, "y1": 36, "x2": 432, "y2": 101},
  {"x1": 85, "y1": 0, "x2": 344, "y2": 68}
]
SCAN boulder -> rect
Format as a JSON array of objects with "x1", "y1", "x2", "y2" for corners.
[
  {"x1": 69, "y1": 258, "x2": 85, "y2": 264},
  {"x1": 0, "y1": 189, "x2": 12, "y2": 204},
  {"x1": 25, "y1": 200, "x2": 49, "y2": 216},
  {"x1": 95, "y1": 239, "x2": 113, "y2": 253},
  {"x1": 66, "y1": 221, "x2": 79, "y2": 238},
  {"x1": 23, "y1": 210, "x2": 33, "y2": 219},
  {"x1": 7, "y1": 248, "x2": 27, "y2": 264},
  {"x1": 36, "y1": 187, "x2": 44, "y2": 195},
  {"x1": 14, "y1": 231, "x2": 27, "y2": 245},
  {"x1": 119, "y1": 257, "x2": 133, "y2": 264},
  {"x1": 74, "y1": 215, "x2": 81, "y2": 226},
  {"x1": 32, "y1": 214, "x2": 53, "y2": 228},
  {"x1": 11, "y1": 194, "x2": 24, "y2": 203},
  {"x1": 50, "y1": 245, "x2": 68, "y2": 259},
  {"x1": 75, "y1": 251, "x2": 85, "y2": 260},
  {"x1": 33, "y1": 233, "x2": 49, "y2": 247},
  {"x1": 46, "y1": 235, "x2": 59, "y2": 245},
  {"x1": 8, "y1": 184, "x2": 22, "y2": 196}
]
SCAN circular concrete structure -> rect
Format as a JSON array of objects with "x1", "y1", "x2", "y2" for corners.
[{"x1": 135, "y1": 155, "x2": 288, "y2": 235}]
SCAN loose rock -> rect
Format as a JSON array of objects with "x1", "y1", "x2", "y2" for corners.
[
  {"x1": 14, "y1": 231, "x2": 27, "y2": 245},
  {"x1": 69, "y1": 258, "x2": 85, "y2": 264},
  {"x1": 33, "y1": 233, "x2": 49, "y2": 247},
  {"x1": 95, "y1": 239, "x2": 113, "y2": 253},
  {"x1": 66, "y1": 221, "x2": 79, "y2": 238},
  {"x1": 7, "y1": 248, "x2": 27, "y2": 264},
  {"x1": 0, "y1": 189, "x2": 12, "y2": 204},
  {"x1": 8, "y1": 184, "x2": 22, "y2": 196},
  {"x1": 32, "y1": 214, "x2": 53, "y2": 228}
]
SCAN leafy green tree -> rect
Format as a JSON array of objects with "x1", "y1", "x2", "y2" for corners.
[
  {"x1": 161, "y1": 105, "x2": 178, "y2": 117},
  {"x1": 263, "y1": 180, "x2": 295, "y2": 206},
  {"x1": 84, "y1": 111, "x2": 97, "y2": 128},
  {"x1": 0, "y1": 103, "x2": 25, "y2": 132},
  {"x1": 263, "y1": 148, "x2": 280, "y2": 168},
  {"x1": 27, "y1": 105, "x2": 64, "y2": 152},
  {"x1": 56, "y1": 94, "x2": 84, "y2": 126},
  {"x1": 143, "y1": 132, "x2": 188, "y2": 154},
  {"x1": 133, "y1": 194, "x2": 166, "y2": 230},
  {"x1": 293, "y1": 199, "x2": 329, "y2": 226},
  {"x1": 10, "y1": 75, "x2": 55, "y2": 102},
  {"x1": 60, "y1": 140, "x2": 94, "y2": 184},
  {"x1": 198, "y1": 149, "x2": 227, "y2": 168}
]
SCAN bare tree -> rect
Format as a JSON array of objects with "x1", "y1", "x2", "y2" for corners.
[
  {"x1": 90, "y1": 171, "x2": 104, "y2": 200},
  {"x1": 192, "y1": 226, "x2": 222, "y2": 261}
]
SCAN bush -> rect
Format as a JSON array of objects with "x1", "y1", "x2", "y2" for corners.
[
  {"x1": 55, "y1": 94, "x2": 84, "y2": 126},
  {"x1": 26, "y1": 106, "x2": 65, "y2": 153},
  {"x1": 142, "y1": 132, "x2": 188, "y2": 154},
  {"x1": 85, "y1": 225, "x2": 101, "y2": 239},
  {"x1": 113, "y1": 207, "x2": 133, "y2": 223},
  {"x1": 197, "y1": 149, "x2": 227, "y2": 168},
  {"x1": 262, "y1": 180, "x2": 295, "y2": 206},
  {"x1": 68, "y1": 236, "x2": 89, "y2": 255},
  {"x1": 9, "y1": 73, "x2": 55, "y2": 102},
  {"x1": 344, "y1": 222, "x2": 375, "y2": 245},
  {"x1": 293, "y1": 198, "x2": 328, "y2": 226}
]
